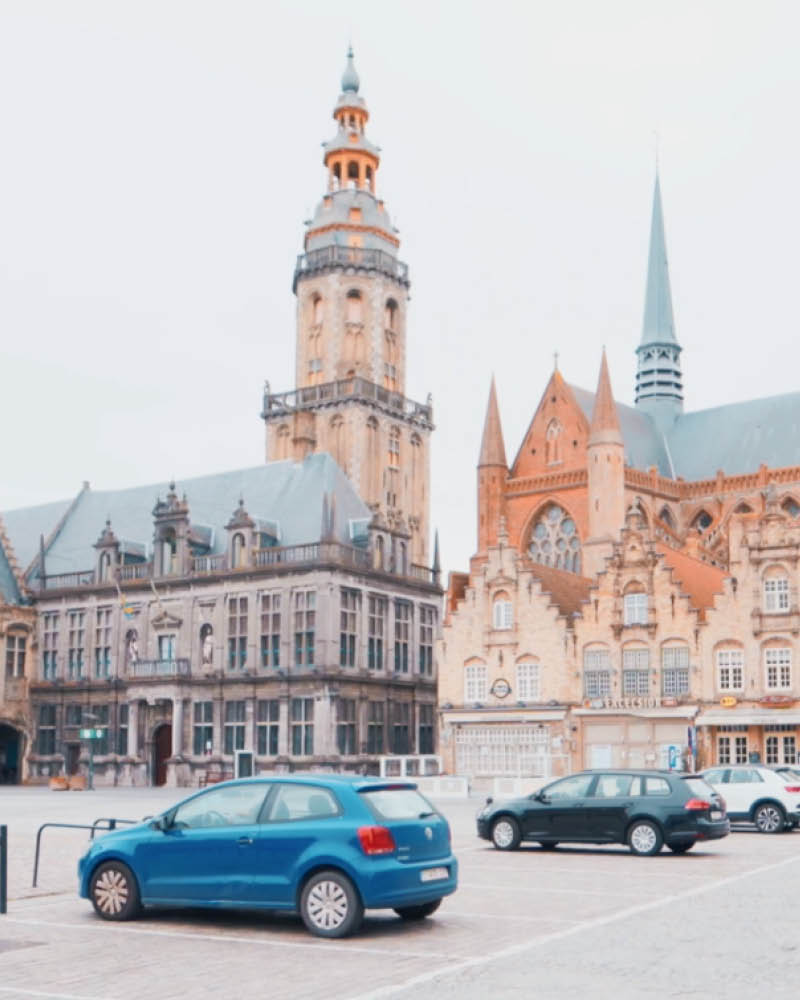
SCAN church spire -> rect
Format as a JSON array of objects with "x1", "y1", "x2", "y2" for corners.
[
  {"x1": 478, "y1": 376, "x2": 507, "y2": 468},
  {"x1": 589, "y1": 349, "x2": 622, "y2": 444},
  {"x1": 635, "y1": 173, "x2": 683, "y2": 430}
]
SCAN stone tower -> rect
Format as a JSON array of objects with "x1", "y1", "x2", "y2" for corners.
[
  {"x1": 262, "y1": 49, "x2": 434, "y2": 564},
  {"x1": 635, "y1": 174, "x2": 684, "y2": 432},
  {"x1": 583, "y1": 350, "x2": 625, "y2": 577},
  {"x1": 477, "y1": 376, "x2": 508, "y2": 553}
]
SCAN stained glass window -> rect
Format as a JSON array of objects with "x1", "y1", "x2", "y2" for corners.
[{"x1": 528, "y1": 504, "x2": 581, "y2": 573}]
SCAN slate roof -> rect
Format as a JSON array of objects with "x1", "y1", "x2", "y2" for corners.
[
  {"x1": 657, "y1": 544, "x2": 726, "y2": 620},
  {"x1": 571, "y1": 385, "x2": 800, "y2": 480},
  {"x1": 528, "y1": 561, "x2": 593, "y2": 618},
  {"x1": 0, "y1": 530, "x2": 22, "y2": 604},
  {"x1": 2, "y1": 455, "x2": 372, "y2": 585}
]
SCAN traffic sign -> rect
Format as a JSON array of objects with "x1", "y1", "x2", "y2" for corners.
[{"x1": 79, "y1": 728, "x2": 103, "y2": 739}]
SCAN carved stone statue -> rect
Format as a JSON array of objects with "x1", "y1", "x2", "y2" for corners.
[{"x1": 201, "y1": 625, "x2": 214, "y2": 665}]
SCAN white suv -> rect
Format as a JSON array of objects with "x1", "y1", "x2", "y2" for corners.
[{"x1": 700, "y1": 765, "x2": 800, "y2": 833}]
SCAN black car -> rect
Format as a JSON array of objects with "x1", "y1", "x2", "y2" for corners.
[{"x1": 477, "y1": 770, "x2": 730, "y2": 856}]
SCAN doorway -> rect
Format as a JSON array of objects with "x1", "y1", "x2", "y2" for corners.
[
  {"x1": 153, "y1": 724, "x2": 172, "y2": 786},
  {"x1": 66, "y1": 743, "x2": 81, "y2": 776},
  {"x1": 0, "y1": 724, "x2": 21, "y2": 784}
]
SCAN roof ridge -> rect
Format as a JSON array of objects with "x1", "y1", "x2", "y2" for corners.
[{"x1": 0, "y1": 513, "x2": 26, "y2": 600}]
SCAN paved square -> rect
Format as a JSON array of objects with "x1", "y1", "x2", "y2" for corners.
[{"x1": 1, "y1": 788, "x2": 799, "y2": 999}]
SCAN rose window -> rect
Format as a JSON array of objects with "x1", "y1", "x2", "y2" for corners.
[{"x1": 528, "y1": 504, "x2": 581, "y2": 573}]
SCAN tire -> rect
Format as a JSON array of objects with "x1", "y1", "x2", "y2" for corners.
[
  {"x1": 538, "y1": 841, "x2": 559, "y2": 850},
  {"x1": 394, "y1": 899, "x2": 442, "y2": 921},
  {"x1": 628, "y1": 820, "x2": 663, "y2": 856},
  {"x1": 89, "y1": 860, "x2": 141, "y2": 921},
  {"x1": 753, "y1": 802, "x2": 785, "y2": 834},
  {"x1": 491, "y1": 816, "x2": 521, "y2": 851},
  {"x1": 300, "y1": 870, "x2": 364, "y2": 938},
  {"x1": 668, "y1": 841, "x2": 695, "y2": 854}
]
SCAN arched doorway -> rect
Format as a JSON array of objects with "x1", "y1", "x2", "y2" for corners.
[
  {"x1": 0, "y1": 724, "x2": 22, "y2": 784},
  {"x1": 152, "y1": 724, "x2": 172, "y2": 786}
]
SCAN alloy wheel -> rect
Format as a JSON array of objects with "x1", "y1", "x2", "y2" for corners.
[
  {"x1": 93, "y1": 868, "x2": 129, "y2": 916},
  {"x1": 493, "y1": 820, "x2": 515, "y2": 849},
  {"x1": 755, "y1": 804, "x2": 783, "y2": 833},
  {"x1": 305, "y1": 879, "x2": 349, "y2": 931},
  {"x1": 630, "y1": 823, "x2": 657, "y2": 854}
]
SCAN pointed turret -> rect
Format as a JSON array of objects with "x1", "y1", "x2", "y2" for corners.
[
  {"x1": 635, "y1": 174, "x2": 684, "y2": 430},
  {"x1": 477, "y1": 378, "x2": 508, "y2": 553},
  {"x1": 478, "y1": 376, "x2": 507, "y2": 468},
  {"x1": 589, "y1": 349, "x2": 623, "y2": 445},
  {"x1": 585, "y1": 352, "x2": 626, "y2": 578}
]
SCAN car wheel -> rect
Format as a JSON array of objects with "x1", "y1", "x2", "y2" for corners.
[
  {"x1": 491, "y1": 816, "x2": 521, "y2": 851},
  {"x1": 89, "y1": 861, "x2": 141, "y2": 921},
  {"x1": 538, "y1": 841, "x2": 558, "y2": 850},
  {"x1": 628, "y1": 820, "x2": 663, "y2": 856},
  {"x1": 668, "y1": 841, "x2": 695, "y2": 854},
  {"x1": 300, "y1": 870, "x2": 364, "y2": 938},
  {"x1": 753, "y1": 802, "x2": 785, "y2": 833},
  {"x1": 394, "y1": 899, "x2": 442, "y2": 920}
]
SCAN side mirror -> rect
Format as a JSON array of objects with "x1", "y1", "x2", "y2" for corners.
[
  {"x1": 150, "y1": 815, "x2": 169, "y2": 832},
  {"x1": 485, "y1": 796, "x2": 493, "y2": 806},
  {"x1": 533, "y1": 790, "x2": 548, "y2": 803}
]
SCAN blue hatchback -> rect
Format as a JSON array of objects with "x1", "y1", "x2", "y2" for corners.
[{"x1": 78, "y1": 774, "x2": 458, "y2": 937}]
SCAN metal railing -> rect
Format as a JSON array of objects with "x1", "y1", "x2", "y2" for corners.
[
  {"x1": 32, "y1": 818, "x2": 140, "y2": 888},
  {"x1": 129, "y1": 658, "x2": 191, "y2": 678},
  {"x1": 262, "y1": 374, "x2": 433, "y2": 425},
  {"x1": 293, "y1": 245, "x2": 410, "y2": 289}
]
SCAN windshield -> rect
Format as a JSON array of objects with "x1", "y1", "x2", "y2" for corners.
[{"x1": 361, "y1": 787, "x2": 437, "y2": 820}]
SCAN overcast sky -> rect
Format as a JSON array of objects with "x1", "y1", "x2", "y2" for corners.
[{"x1": 2, "y1": 0, "x2": 800, "y2": 575}]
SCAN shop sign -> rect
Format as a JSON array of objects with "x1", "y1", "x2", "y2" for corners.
[
  {"x1": 491, "y1": 678, "x2": 511, "y2": 699},
  {"x1": 600, "y1": 696, "x2": 662, "y2": 710},
  {"x1": 720, "y1": 696, "x2": 738, "y2": 708},
  {"x1": 758, "y1": 694, "x2": 797, "y2": 709}
]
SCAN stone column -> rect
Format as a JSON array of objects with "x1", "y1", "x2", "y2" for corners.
[
  {"x1": 172, "y1": 697, "x2": 184, "y2": 757},
  {"x1": 128, "y1": 701, "x2": 139, "y2": 757}
]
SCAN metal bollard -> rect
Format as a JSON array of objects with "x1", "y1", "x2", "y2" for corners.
[{"x1": 1, "y1": 824, "x2": 7, "y2": 914}]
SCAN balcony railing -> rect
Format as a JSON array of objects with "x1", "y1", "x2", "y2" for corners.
[
  {"x1": 36, "y1": 543, "x2": 440, "y2": 593},
  {"x1": 293, "y1": 245, "x2": 410, "y2": 290},
  {"x1": 130, "y1": 658, "x2": 190, "y2": 678},
  {"x1": 262, "y1": 375, "x2": 433, "y2": 425}
]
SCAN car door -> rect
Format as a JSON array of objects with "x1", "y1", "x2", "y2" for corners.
[
  {"x1": 582, "y1": 773, "x2": 637, "y2": 841},
  {"x1": 521, "y1": 773, "x2": 597, "y2": 840},
  {"x1": 724, "y1": 767, "x2": 764, "y2": 817},
  {"x1": 245, "y1": 783, "x2": 343, "y2": 906},
  {"x1": 136, "y1": 781, "x2": 271, "y2": 903}
]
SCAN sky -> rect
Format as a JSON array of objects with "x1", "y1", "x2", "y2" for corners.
[{"x1": 2, "y1": 0, "x2": 800, "y2": 576}]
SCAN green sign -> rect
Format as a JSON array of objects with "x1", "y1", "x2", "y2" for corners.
[{"x1": 79, "y1": 728, "x2": 103, "y2": 739}]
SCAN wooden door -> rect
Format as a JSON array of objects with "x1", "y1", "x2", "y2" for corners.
[{"x1": 154, "y1": 725, "x2": 172, "y2": 786}]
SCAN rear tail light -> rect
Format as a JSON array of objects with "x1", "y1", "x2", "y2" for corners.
[
  {"x1": 783, "y1": 786, "x2": 800, "y2": 793},
  {"x1": 684, "y1": 798, "x2": 711, "y2": 811},
  {"x1": 357, "y1": 825, "x2": 396, "y2": 855}
]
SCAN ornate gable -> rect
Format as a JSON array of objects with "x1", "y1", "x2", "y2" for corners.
[{"x1": 510, "y1": 370, "x2": 591, "y2": 479}]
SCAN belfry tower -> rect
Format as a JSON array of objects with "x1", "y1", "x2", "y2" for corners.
[{"x1": 262, "y1": 49, "x2": 433, "y2": 564}]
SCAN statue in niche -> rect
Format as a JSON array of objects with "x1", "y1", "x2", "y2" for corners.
[
  {"x1": 125, "y1": 629, "x2": 139, "y2": 666},
  {"x1": 200, "y1": 624, "x2": 214, "y2": 665}
]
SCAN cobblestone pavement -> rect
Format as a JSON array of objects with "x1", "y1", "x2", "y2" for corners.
[{"x1": 1, "y1": 787, "x2": 799, "y2": 999}]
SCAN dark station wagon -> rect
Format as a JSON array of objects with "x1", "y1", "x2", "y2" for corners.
[{"x1": 477, "y1": 769, "x2": 730, "y2": 856}]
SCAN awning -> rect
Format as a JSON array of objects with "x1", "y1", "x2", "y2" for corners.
[
  {"x1": 572, "y1": 707, "x2": 698, "y2": 719},
  {"x1": 696, "y1": 711, "x2": 800, "y2": 726}
]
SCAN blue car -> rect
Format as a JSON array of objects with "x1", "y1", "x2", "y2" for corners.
[{"x1": 78, "y1": 774, "x2": 458, "y2": 937}]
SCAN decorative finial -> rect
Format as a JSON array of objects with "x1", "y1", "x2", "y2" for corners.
[
  {"x1": 553, "y1": 351, "x2": 559, "y2": 371},
  {"x1": 341, "y1": 46, "x2": 360, "y2": 93}
]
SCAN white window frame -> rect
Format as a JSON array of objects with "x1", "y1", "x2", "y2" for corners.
[
  {"x1": 464, "y1": 663, "x2": 488, "y2": 703},
  {"x1": 492, "y1": 600, "x2": 513, "y2": 631},
  {"x1": 717, "y1": 649, "x2": 744, "y2": 692},
  {"x1": 765, "y1": 647, "x2": 792, "y2": 690},
  {"x1": 764, "y1": 577, "x2": 790, "y2": 613},
  {"x1": 516, "y1": 661, "x2": 541, "y2": 701},
  {"x1": 623, "y1": 592, "x2": 648, "y2": 626}
]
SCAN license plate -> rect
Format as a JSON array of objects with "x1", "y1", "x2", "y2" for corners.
[
  {"x1": 420, "y1": 866, "x2": 448, "y2": 883},
  {"x1": 711, "y1": 810, "x2": 722, "y2": 820}
]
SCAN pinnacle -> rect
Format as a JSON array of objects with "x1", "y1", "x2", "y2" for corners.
[
  {"x1": 478, "y1": 376, "x2": 507, "y2": 468},
  {"x1": 590, "y1": 350, "x2": 622, "y2": 439}
]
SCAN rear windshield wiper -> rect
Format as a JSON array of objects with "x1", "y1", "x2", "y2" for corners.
[{"x1": 418, "y1": 810, "x2": 436, "y2": 818}]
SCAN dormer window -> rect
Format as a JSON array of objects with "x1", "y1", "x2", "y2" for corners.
[
  {"x1": 98, "y1": 551, "x2": 112, "y2": 582},
  {"x1": 231, "y1": 532, "x2": 247, "y2": 569},
  {"x1": 764, "y1": 576, "x2": 790, "y2": 613},
  {"x1": 492, "y1": 593, "x2": 513, "y2": 630},
  {"x1": 160, "y1": 530, "x2": 178, "y2": 576}
]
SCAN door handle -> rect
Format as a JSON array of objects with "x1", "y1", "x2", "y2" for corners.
[{"x1": 237, "y1": 836, "x2": 253, "y2": 845}]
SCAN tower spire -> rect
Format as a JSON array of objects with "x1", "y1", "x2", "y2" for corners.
[
  {"x1": 635, "y1": 173, "x2": 683, "y2": 430},
  {"x1": 589, "y1": 348, "x2": 622, "y2": 442},
  {"x1": 478, "y1": 376, "x2": 507, "y2": 468}
]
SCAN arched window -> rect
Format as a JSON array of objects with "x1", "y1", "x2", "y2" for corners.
[
  {"x1": 98, "y1": 551, "x2": 112, "y2": 582},
  {"x1": 398, "y1": 541, "x2": 407, "y2": 576},
  {"x1": 330, "y1": 415, "x2": 345, "y2": 467},
  {"x1": 583, "y1": 645, "x2": 611, "y2": 698},
  {"x1": 516, "y1": 660, "x2": 540, "y2": 701},
  {"x1": 5, "y1": 627, "x2": 27, "y2": 678},
  {"x1": 385, "y1": 299, "x2": 398, "y2": 331},
  {"x1": 367, "y1": 417, "x2": 380, "y2": 500},
  {"x1": 332, "y1": 162, "x2": 341, "y2": 189},
  {"x1": 374, "y1": 535, "x2": 384, "y2": 571},
  {"x1": 231, "y1": 532, "x2": 246, "y2": 569},
  {"x1": 692, "y1": 510, "x2": 713, "y2": 533},
  {"x1": 387, "y1": 426, "x2": 400, "y2": 467},
  {"x1": 622, "y1": 642, "x2": 650, "y2": 695},
  {"x1": 764, "y1": 566, "x2": 790, "y2": 613},
  {"x1": 528, "y1": 504, "x2": 581, "y2": 573},
  {"x1": 661, "y1": 643, "x2": 690, "y2": 696},
  {"x1": 658, "y1": 506, "x2": 675, "y2": 530},
  {"x1": 347, "y1": 160, "x2": 359, "y2": 187},
  {"x1": 346, "y1": 289, "x2": 363, "y2": 324},
  {"x1": 312, "y1": 294, "x2": 323, "y2": 327},
  {"x1": 276, "y1": 424, "x2": 290, "y2": 461},
  {"x1": 464, "y1": 660, "x2": 488, "y2": 703},
  {"x1": 733, "y1": 502, "x2": 753, "y2": 515},
  {"x1": 545, "y1": 419, "x2": 562, "y2": 465},
  {"x1": 623, "y1": 582, "x2": 648, "y2": 626},
  {"x1": 365, "y1": 165, "x2": 373, "y2": 190},
  {"x1": 160, "y1": 530, "x2": 178, "y2": 576},
  {"x1": 492, "y1": 592, "x2": 513, "y2": 630},
  {"x1": 764, "y1": 643, "x2": 792, "y2": 691},
  {"x1": 782, "y1": 497, "x2": 800, "y2": 518}
]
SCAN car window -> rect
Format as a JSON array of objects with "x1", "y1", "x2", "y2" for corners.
[
  {"x1": 545, "y1": 774, "x2": 595, "y2": 800},
  {"x1": 361, "y1": 787, "x2": 436, "y2": 820},
  {"x1": 266, "y1": 784, "x2": 340, "y2": 822},
  {"x1": 172, "y1": 782, "x2": 270, "y2": 829},
  {"x1": 683, "y1": 777, "x2": 716, "y2": 799},
  {"x1": 729, "y1": 769, "x2": 763, "y2": 784},
  {"x1": 594, "y1": 774, "x2": 634, "y2": 798},
  {"x1": 644, "y1": 776, "x2": 671, "y2": 796},
  {"x1": 703, "y1": 768, "x2": 727, "y2": 784}
]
